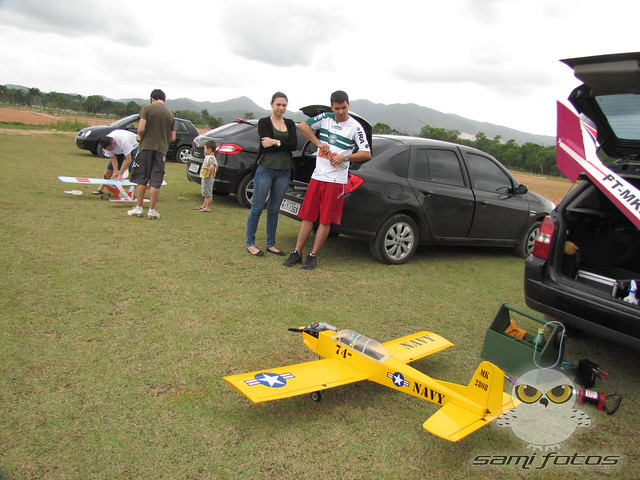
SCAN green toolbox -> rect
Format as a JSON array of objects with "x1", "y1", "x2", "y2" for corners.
[{"x1": 481, "y1": 303, "x2": 565, "y2": 376}]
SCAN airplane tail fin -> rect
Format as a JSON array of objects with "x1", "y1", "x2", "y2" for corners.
[{"x1": 422, "y1": 361, "x2": 516, "y2": 442}]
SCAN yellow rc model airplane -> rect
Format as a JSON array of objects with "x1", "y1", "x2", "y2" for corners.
[{"x1": 223, "y1": 323, "x2": 517, "y2": 442}]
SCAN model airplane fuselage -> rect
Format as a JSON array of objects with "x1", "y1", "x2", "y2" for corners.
[{"x1": 223, "y1": 323, "x2": 517, "y2": 442}]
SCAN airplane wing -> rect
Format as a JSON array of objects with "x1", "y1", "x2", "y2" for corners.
[
  {"x1": 382, "y1": 331, "x2": 453, "y2": 364},
  {"x1": 58, "y1": 176, "x2": 136, "y2": 186},
  {"x1": 59, "y1": 176, "x2": 167, "y2": 186},
  {"x1": 223, "y1": 358, "x2": 367, "y2": 403}
]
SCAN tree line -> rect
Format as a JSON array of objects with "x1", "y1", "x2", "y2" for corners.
[
  {"x1": 0, "y1": 85, "x2": 223, "y2": 129},
  {"x1": 373, "y1": 122, "x2": 560, "y2": 177}
]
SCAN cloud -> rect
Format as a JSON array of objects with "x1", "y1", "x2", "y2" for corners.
[
  {"x1": 219, "y1": 0, "x2": 336, "y2": 67},
  {"x1": 0, "y1": 0, "x2": 149, "y2": 45},
  {"x1": 0, "y1": 0, "x2": 638, "y2": 136}
]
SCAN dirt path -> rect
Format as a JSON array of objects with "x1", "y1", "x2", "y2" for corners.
[
  {"x1": 512, "y1": 172, "x2": 572, "y2": 205},
  {"x1": 0, "y1": 106, "x2": 111, "y2": 126}
]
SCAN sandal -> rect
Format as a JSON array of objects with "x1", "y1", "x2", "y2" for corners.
[
  {"x1": 267, "y1": 247, "x2": 285, "y2": 256},
  {"x1": 199, "y1": 209, "x2": 210, "y2": 213},
  {"x1": 247, "y1": 247, "x2": 264, "y2": 257},
  {"x1": 92, "y1": 190, "x2": 104, "y2": 195}
]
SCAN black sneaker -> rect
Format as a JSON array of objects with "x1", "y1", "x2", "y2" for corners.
[
  {"x1": 283, "y1": 250, "x2": 302, "y2": 267},
  {"x1": 302, "y1": 253, "x2": 317, "y2": 270}
]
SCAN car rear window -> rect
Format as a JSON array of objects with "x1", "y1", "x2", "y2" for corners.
[
  {"x1": 596, "y1": 94, "x2": 640, "y2": 141},
  {"x1": 207, "y1": 122, "x2": 255, "y2": 137}
]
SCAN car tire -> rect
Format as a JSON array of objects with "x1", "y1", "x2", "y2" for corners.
[
  {"x1": 236, "y1": 174, "x2": 255, "y2": 208},
  {"x1": 94, "y1": 143, "x2": 106, "y2": 158},
  {"x1": 369, "y1": 214, "x2": 419, "y2": 265},
  {"x1": 515, "y1": 220, "x2": 541, "y2": 258},
  {"x1": 175, "y1": 145, "x2": 191, "y2": 164}
]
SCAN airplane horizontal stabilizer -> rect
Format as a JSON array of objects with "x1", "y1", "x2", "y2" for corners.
[
  {"x1": 223, "y1": 358, "x2": 366, "y2": 403},
  {"x1": 422, "y1": 361, "x2": 515, "y2": 442},
  {"x1": 422, "y1": 402, "x2": 488, "y2": 442},
  {"x1": 382, "y1": 331, "x2": 453, "y2": 363}
]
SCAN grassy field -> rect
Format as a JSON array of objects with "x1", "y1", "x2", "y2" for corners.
[{"x1": 1, "y1": 132, "x2": 639, "y2": 480}]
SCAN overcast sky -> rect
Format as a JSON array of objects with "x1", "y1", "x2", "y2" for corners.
[{"x1": 0, "y1": 0, "x2": 638, "y2": 136}]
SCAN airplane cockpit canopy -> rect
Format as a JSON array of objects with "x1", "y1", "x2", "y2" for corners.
[{"x1": 333, "y1": 330, "x2": 391, "y2": 362}]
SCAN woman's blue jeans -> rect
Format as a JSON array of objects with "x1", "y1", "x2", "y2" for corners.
[{"x1": 246, "y1": 165, "x2": 291, "y2": 248}]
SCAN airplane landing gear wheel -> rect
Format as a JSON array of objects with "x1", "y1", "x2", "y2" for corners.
[{"x1": 311, "y1": 391, "x2": 322, "y2": 402}]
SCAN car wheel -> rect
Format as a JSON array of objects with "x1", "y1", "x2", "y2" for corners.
[
  {"x1": 94, "y1": 144, "x2": 106, "y2": 158},
  {"x1": 236, "y1": 174, "x2": 255, "y2": 208},
  {"x1": 175, "y1": 145, "x2": 191, "y2": 164},
  {"x1": 515, "y1": 220, "x2": 541, "y2": 258},
  {"x1": 369, "y1": 214, "x2": 419, "y2": 265}
]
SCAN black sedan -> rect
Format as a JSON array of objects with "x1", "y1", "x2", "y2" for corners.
[
  {"x1": 281, "y1": 134, "x2": 554, "y2": 264},
  {"x1": 185, "y1": 119, "x2": 311, "y2": 208},
  {"x1": 75, "y1": 114, "x2": 199, "y2": 163}
]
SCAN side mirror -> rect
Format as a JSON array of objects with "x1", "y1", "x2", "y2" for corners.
[{"x1": 515, "y1": 184, "x2": 529, "y2": 195}]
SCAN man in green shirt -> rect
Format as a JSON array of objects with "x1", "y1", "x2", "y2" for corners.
[{"x1": 128, "y1": 89, "x2": 176, "y2": 219}]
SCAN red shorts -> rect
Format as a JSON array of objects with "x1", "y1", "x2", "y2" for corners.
[{"x1": 298, "y1": 179, "x2": 345, "y2": 225}]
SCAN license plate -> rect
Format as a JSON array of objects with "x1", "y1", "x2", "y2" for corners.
[
  {"x1": 188, "y1": 163, "x2": 200, "y2": 174},
  {"x1": 280, "y1": 198, "x2": 301, "y2": 216}
]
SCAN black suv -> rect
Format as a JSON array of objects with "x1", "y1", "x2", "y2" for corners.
[
  {"x1": 185, "y1": 120, "x2": 310, "y2": 208},
  {"x1": 75, "y1": 114, "x2": 198, "y2": 163},
  {"x1": 280, "y1": 114, "x2": 553, "y2": 265},
  {"x1": 524, "y1": 52, "x2": 640, "y2": 351}
]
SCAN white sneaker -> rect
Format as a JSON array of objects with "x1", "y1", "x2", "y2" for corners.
[
  {"x1": 147, "y1": 209, "x2": 160, "y2": 220},
  {"x1": 127, "y1": 206, "x2": 143, "y2": 217}
]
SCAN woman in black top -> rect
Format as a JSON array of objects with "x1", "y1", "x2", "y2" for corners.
[{"x1": 246, "y1": 92, "x2": 297, "y2": 256}]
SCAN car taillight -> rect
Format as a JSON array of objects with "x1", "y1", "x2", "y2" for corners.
[
  {"x1": 531, "y1": 216, "x2": 555, "y2": 260},
  {"x1": 345, "y1": 173, "x2": 364, "y2": 195},
  {"x1": 216, "y1": 143, "x2": 243, "y2": 155}
]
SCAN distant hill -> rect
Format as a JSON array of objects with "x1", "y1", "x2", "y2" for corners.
[
  {"x1": 156, "y1": 96, "x2": 553, "y2": 145},
  {"x1": 347, "y1": 99, "x2": 554, "y2": 146}
]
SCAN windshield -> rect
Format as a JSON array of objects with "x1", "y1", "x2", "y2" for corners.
[
  {"x1": 596, "y1": 94, "x2": 640, "y2": 141},
  {"x1": 111, "y1": 114, "x2": 138, "y2": 127},
  {"x1": 333, "y1": 330, "x2": 390, "y2": 362}
]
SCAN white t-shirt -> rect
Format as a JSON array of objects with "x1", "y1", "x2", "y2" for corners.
[
  {"x1": 304, "y1": 112, "x2": 370, "y2": 184},
  {"x1": 103, "y1": 130, "x2": 139, "y2": 157}
]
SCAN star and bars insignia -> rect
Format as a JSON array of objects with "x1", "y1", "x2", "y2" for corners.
[{"x1": 245, "y1": 372, "x2": 295, "y2": 388}]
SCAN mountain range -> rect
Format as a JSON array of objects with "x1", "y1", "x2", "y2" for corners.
[{"x1": 154, "y1": 96, "x2": 554, "y2": 146}]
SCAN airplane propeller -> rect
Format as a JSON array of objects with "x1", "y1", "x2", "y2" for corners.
[{"x1": 288, "y1": 322, "x2": 337, "y2": 334}]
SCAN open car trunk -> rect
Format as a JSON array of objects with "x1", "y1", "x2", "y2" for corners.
[{"x1": 558, "y1": 174, "x2": 640, "y2": 299}]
